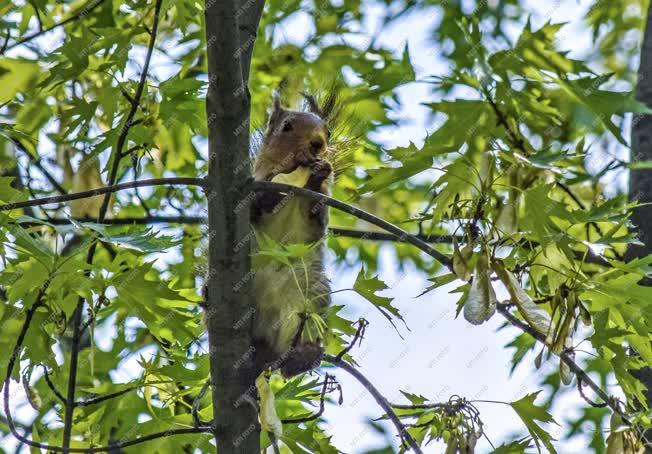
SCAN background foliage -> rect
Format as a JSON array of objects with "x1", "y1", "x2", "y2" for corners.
[{"x1": 0, "y1": 0, "x2": 651, "y2": 452}]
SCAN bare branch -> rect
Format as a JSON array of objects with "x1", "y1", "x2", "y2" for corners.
[
  {"x1": 252, "y1": 181, "x2": 454, "y2": 269},
  {"x1": 0, "y1": 177, "x2": 204, "y2": 212},
  {"x1": 324, "y1": 354, "x2": 423, "y2": 453}
]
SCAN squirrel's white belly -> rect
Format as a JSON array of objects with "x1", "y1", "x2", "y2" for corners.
[
  {"x1": 253, "y1": 259, "x2": 307, "y2": 354},
  {"x1": 251, "y1": 167, "x2": 330, "y2": 356},
  {"x1": 252, "y1": 195, "x2": 326, "y2": 354}
]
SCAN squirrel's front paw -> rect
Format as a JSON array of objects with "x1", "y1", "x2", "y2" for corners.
[{"x1": 306, "y1": 160, "x2": 332, "y2": 190}]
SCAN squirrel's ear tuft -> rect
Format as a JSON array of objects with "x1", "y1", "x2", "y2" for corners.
[
  {"x1": 267, "y1": 91, "x2": 285, "y2": 129},
  {"x1": 303, "y1": 93, "x2": 320, "y2": 116},
  {"x1": 302, "y1": 89, "x2": 339, "y2": 123}
]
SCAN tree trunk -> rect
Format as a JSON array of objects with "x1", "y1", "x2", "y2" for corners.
[
  {"x1": 628, "y1": 1, "x2": 652, "y2": 446},
  {"x1": 204, "y1": 0, "x2": 264, "y2": 452}
]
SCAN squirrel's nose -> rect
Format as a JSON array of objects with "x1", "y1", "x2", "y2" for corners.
[{"x1": 310, "y1": 138, "x2": 325, "y2": 154}]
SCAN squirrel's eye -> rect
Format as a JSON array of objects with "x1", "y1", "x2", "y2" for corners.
[{"x1": 282, "y1": 121, "x2": 293, "y2": 132}]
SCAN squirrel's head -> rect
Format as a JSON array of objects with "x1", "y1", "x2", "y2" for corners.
[{"x1": 256, "y1": 92, "x2": 336, "y2": 180}]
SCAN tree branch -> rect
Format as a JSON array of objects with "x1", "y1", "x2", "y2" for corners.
[
  {"x1": 74, "y1": 387, "x2": 139, "y2": 408},
  {"x1": 1, "y1": 0, "x2": 106, "y2": 55},
  {"x1": 252, "y1": 181, "x2": 454, "y2": 269},
  {"x1": 324, "y1": 354, "x2": 423, "y2": 453},
  {"x1": 0, "y1": 177, "x2": 203, "y2": 212},
  {"x1": 334, "y1": 318, "x2": 368, "y2": 362},
  {"x1": 11, "y1": 139, "x2": 67, "y2": 195},
  {"x1": 15, "y1": 212, "x2": 613, "y2": 267},
  {"x1": 496, "y1": 306, "x2": 622, "y2": 414}
]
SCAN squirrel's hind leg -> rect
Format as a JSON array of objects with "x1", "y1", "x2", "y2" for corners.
[{"x1": 280, "y1": 343, "x2": 324, "y2": 378}]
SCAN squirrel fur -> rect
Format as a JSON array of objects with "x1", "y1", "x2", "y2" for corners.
[{"x1": 250, "y1": 92, "x2": 337, "y2": 378}]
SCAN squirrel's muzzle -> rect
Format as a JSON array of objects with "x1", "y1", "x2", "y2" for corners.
[{"x1": 310, "y1": 137, "x2": 325, "y2": 154}]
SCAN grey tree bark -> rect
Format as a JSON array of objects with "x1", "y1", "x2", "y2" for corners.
[
  {"x1": 629, "y1": 1, "x2": 652, "y2": 447},
  {"x1": 204, "y1": 0, "x2": 265, "y2": 452}
]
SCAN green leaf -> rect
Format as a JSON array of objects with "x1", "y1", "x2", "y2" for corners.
[
  {"x1": 510, "y1": 392, "x2": 558, "y2": 453},
  {"x1": 557, "y1": 75, "x2": 652, "y2": 145},
  {"x1": 490, "y1": 437, "x2": 532, "y2": 454},
  {"x1": 399, "y1": 390, "x2": 428, "y2": 406},
  {"x1": 505, "y1": 333, "x2": 537, "y2": 374},
  {"x1": 352, "y1": 268, "x2": 406, "y2": 334},
  {"x1": 363, "y1": 44, "x2": 415, "y2": 92},
  {"x1": 358, "y1": 142, "x2": 432, "y2": 194},
  {"x1": 0, "y1": 177, "x2": 27, "y2": 205},
  {"x1": 0, "y1": 58, "x2": 40, "y2": 103},
  {"x1": 71, "y1": 221, "x2": 180, "y2": 252},
  {"x1": 111, "y1": 263, "x2": 196, "y2": 343}
]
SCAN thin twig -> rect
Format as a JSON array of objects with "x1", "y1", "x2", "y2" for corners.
[
  {"x1": 483, "y1": 87, "x2": 527, "y2": 153},
  {"x1": 12, "y1": 139, "x2": 67, "y2": 195},
  {"x1": 335, "y1": 318, "x2": 368, "y2": 361},
  {"x1": 390, "y1": 401, "x2": 464, "y2": 411},
  {"x1": 192, "y1": 380, "x2": 211, "y2": 428},
  {"x1": 330, "y1": 228, "x2": 457, "y2": 244},
  {"x1": 0, "y1": 29, "x2": 9, "y2": 54},
  {"x1": 324, "y1": 354, "x2": 424, "y2": 454},
  {"x1": 74, "y1": 387, "x2": 139, "y2": 407},
  {"x1": 0, "y1": 177, "x2": 204, "y2": 212},
  {"x1": 577, "y1": 376, "x2": 608, "y2": 409},
  {"x1": 41, "y1": 365, "x2": 66, "y2": 403},
  {"x1": 282, "y1": 375, "x2": 334, "y2": 424},
  {"x1": 29, "y1": 1, "x2": 44, "y2": 31}
]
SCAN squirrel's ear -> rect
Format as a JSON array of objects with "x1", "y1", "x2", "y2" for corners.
[
  {"x1": 267, "y1": 91, "x2": 285, "y2": 128},
  {"x1": 303, "y1": 93, "x2": 321, "y2": 117},
  {"x1": 303, "y1": 90, "x2": 338, "y2": 122}
]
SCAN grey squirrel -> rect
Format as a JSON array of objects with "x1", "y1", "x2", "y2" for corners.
[{"x1": 249, "y1": 91, "x2": 338, "y2": 378}]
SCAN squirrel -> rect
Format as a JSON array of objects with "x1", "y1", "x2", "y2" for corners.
[{"x1": 249, "y1": 91, "x2": 337, "y2": 378}]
